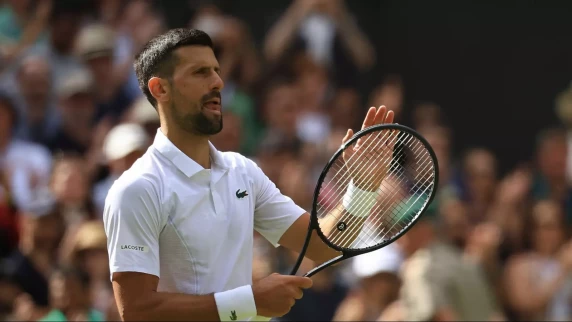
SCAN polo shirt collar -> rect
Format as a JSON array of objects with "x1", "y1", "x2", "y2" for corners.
[{"x1": 152, "y1": 129, "x2": 228, "y2": 178}]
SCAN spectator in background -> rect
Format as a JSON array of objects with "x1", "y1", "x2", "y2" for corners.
[
  {"x1": 531, "y1": 127, "x2": 572, "y2": 224},
  {"x1": 49, "y1": 154, "x2": 96, "y2": 229},
  {"x1": 0, "y1": 165, "x2": 17, "y2": 258},
  {"x1": 503, "y1": 200, "x2": 572, "y2": 321},
  {"x1": 416, "y1": 125, "x2": 454, "y2": 218},
  {"x1": 263, "y1": 0, "x2": 375, "y2": 87},
  {"x1": 63, "y1": 220, "x2": 112, "y2": 315},
  {"x1": 19, "y1": 0, "x2": 86, "y2": 86},
  {"x1": 277, "y1": 160, "x2": 314, "y2": 212},
  {"x1": 259, "y1": 80, "x2": 302, "y2": 151},
  {"x1": 333, "y1": 245, "x2": 402, "y2": 321},
  {"x1": 453, "y1": 148, "x2": 499, "y2": 225},
  {"x1": 488, "y1": 167, "x2": 533, "y2": 261},
  {"x1": 123, "y1": 95, "x2": 161, "y2": 138},
  {"x1": 210, "y1": 110, "x2": 243, "y2": 153},
  {"x1": 38, "y1": 266, "x2": 105, "y2": 321},
  {"x1": 294, "y1": 62, "x2": 332, "y2": 146},
  {"x1": 0, "y1": 268, "x2": 20, "y2": 319},
  {"x1": 393, "y1": 217, "x2": 501, "y2": 321},
  {"x1": 74, "y1": 23, "x2": 140, "y2": 123},
  {"x1": 0, "y1": 91, "x2": 53, "y2": 213},
  {"x1": 368, "y1": 75, "x2": 404, "y2": 122},
  {"x1": 0, "y1": 0, "x2": 50, "y2": 69},
  {"x1": 2, "y1": 202, "x2": 65, "y2": 318},
  {"x1": 555, "y1": 82, "x2": 572, "y2": 187},
  {"x1": 254, "y1": 136, "x2": 299, "y2": 186},
  {"x1": 11, "y1": 55, "x2": 59, "y2": 145},
  {"x1": 93, "y1": 123, "x2": 150, "y2": 215},
  {"x1": 47, "y1": 68, "x2": 97, "y2": 156},
  {"x1": 329, "y1": 87, "x2": 362, "y2": 133},
  {"x1": 411, "y1": 102, "x2": 444, "y2": 130}
]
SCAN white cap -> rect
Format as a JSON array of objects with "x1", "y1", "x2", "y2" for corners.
[
  {"x1": 103, "y1": 123, "x2": 149, "y2": 162},
  {"x1": 352, "y1": 244, "x2": 404, "y2": 278}
]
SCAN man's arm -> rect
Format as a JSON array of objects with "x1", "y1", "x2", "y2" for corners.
[
  {"x1": 112, "y1": 272, "x2": 219, "y2": 321},
  {"x1": 278, "y1": 209, "x2": 368, "y2": 265}
]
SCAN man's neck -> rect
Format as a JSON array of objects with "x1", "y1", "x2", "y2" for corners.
[{"x1": 160, "y1": 125, "x2": 211, "y2": 169}]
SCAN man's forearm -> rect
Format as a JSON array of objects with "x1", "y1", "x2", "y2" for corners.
[
  {"x1": 123, "y1": 292, "x2": 220, "y2": 321},
  {"x1": 320, "y1": 208, "x2": 368, "y2": 249}
]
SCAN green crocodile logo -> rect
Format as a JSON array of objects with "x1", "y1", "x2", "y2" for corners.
[
  {"x1": 230, "y1": 310, "x2": 237, "y2": 321},
  {"x1": 236, "y1": 189, "x2": 248, "y2": 199}
]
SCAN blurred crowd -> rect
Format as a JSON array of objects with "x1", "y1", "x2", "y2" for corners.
[{"x1": 0, "y1": 0, "x2": 571, "y2": 321}]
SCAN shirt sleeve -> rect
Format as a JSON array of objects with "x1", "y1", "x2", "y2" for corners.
[
  {"x1": 248, "y1": 160, "x2": 306, "y2": 247},
  {"x1": 103, "y1": 177, "x2": 164, "y2": 280}
]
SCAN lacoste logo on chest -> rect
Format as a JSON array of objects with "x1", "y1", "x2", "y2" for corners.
[{"x1": 236, "y1": 189, "x2": 248, "y2": 199}]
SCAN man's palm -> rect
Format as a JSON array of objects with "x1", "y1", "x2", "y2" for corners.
[{"x1": 342, "y1": 106, "x2": 396, "y2": 192}]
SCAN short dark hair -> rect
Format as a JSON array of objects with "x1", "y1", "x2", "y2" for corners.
[{"x1": 134, "y1": 28, "x2": 214, "y2": 109}]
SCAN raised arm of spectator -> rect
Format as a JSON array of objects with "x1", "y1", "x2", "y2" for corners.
[
  {"x1": 327, "y1": 0, "x2": 376, "y2": 70},
  {"x1": 262, "y1": 0, "x2": 315, "y2": 63},
  {"x1": 503, "y1": 246, "x2": 572, "y2": 318}
]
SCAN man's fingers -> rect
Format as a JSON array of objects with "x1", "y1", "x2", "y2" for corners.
[
  {"x1": 384, "y1": 110, "x2": 395, "y2": 124},
  {"x1": 373, "y1": 105, "x2": 387, "y2": 125},
  {"x1": 293, "y1": 288, "x2": 304, "y2": 300},
  {"x1": 287, "y1": 276, "x2": 313, "y2": 289},
  {"x1": 342, "y1": 129, "x2": 354, "y2": 145},
  {"x1": 361, "y1": 107, "x2": 377, "y2": 130}
]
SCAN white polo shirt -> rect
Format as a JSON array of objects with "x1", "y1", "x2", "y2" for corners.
[{"x1": 103, "y1": 129, "x2": 305, "y2": 298}]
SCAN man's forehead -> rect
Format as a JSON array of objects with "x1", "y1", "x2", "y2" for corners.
[{"x1": 174, "y1": 45, "x2": 218, "y2": 66}]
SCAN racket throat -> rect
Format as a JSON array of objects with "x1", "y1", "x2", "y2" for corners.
[{"x1": 303, "y1": 254, "x2": 345, "y2": 278}]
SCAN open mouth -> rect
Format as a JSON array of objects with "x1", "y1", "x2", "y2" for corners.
[{"x1": 203, "y1": 98, "x2": 221, "y2": 111}]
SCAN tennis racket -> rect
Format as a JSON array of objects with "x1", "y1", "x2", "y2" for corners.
[{"x1": 290, "y1": 123, "x2": 439, "y2": 277}]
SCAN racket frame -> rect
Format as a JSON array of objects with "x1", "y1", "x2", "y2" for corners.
[{"x1": 289, "y1": 123, "x2": 440, "y2": 277}]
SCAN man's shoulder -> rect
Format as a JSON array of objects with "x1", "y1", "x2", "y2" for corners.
[
  {"x1": 107, "y1": 152, "x2": 164, "y2": 203},
  {"x1": 217, "y1": 150, "x2": 260, "y2": 171}
]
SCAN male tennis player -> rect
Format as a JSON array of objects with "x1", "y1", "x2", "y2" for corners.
[{"x1": 103, "y1": 28, "x2": 395, "y2": 321}]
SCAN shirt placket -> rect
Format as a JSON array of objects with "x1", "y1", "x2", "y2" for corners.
[{"x1": 209, "y1": 169, "x2": 226, "y2": 216}]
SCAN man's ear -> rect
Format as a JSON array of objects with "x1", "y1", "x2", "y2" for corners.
[{"x1": 148, "y1": 77, "x2": 171, "y2": 105}]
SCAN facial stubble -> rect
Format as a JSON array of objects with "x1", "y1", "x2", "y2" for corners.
[{"x1": 171, "y1": 94, "x2": 223, "y2": 136}]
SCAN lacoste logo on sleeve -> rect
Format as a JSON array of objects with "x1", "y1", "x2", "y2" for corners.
[
  {"x1": 230, "y1": 310, "x2": 237, "y2": 321},
  {"x1": 120, "y1": 245, "x2": 149, "y2": 252},
  {"x1": 235, "y1": 189, "x2": 248, "y2": 199}
]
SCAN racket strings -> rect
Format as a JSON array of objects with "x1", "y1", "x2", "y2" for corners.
[
  {"x1": 343, "y1": 148, "x2": 434, "y2": 248},
  {"x1": 317, "y1": 130, "x2": 414, "y2": 225},
  {"x1": 316, "y1": 130, "x2": 405, "y2": 228},
  {"x1": 330, "y1": 149, "x2": 432, "y2": 249},
  {"x1": 340, "y1": 146, "x2": 435, "y2": 247},
  {"x1": 338, "y1": 155, "x2": 434, "y2": 247},
  {"x1": 317, "y1": 129, "x2": 398, "y2": 211},
  {"x1": 330, "y1": 139, "x2": 433, "y2": 248},
  {"x1": 316, "y1": 129, "x2": 436, "y2": 250},
  {"x1": 367, "y1": 158, "x2": 435, "y2": 243}
]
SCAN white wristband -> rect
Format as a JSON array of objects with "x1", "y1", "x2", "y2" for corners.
[
  {"x1": 342, "y1": 180, "x2": 378, "y2": 217},
  {"x1": 214, "y1": 285, "x2": 257, "y2": 321}
]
